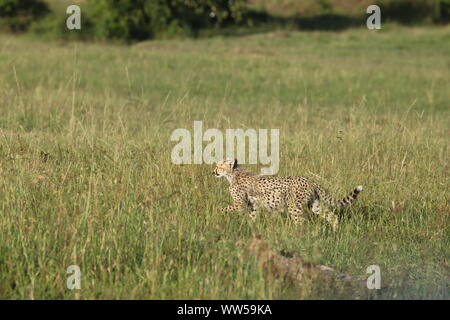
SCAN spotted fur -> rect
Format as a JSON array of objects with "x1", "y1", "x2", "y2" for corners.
[{"x1": 213, "y1": 158, "x2": 362, "y2": 228}]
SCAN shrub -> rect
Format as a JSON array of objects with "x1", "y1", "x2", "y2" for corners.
[
  {"x1": 0, "y1": 0, "x2": 50, "y2": 32},
  {"x1": 376, "y1": 0, "x2": 435, "y2": 24},
  {"x1": 88, "y1": 0, "x2": 248, "y2": 41},
  {"x1": 435, "y1": 0, "x2": 450, "y2": 23},
  {"x1": 29, "y1": 12, "x2": 95, "y2": 41}
]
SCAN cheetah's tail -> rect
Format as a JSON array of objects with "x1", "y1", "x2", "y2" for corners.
[{"x1": 316, "y1": 185, "x2": 363, "y2": 207}]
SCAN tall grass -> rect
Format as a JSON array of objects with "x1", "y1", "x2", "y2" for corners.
[{"x1": 0, "y1": 25, "x2": 449, "y2": 299}]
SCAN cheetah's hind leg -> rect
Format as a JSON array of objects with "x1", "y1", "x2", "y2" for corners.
[
  {"x1": 309, "y1": 198, "x2": 338, "y2": 231},
  {"x1": 288, "y1": 203, "x2": 306, "y2": 226}
]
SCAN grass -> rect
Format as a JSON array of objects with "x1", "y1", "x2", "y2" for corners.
[{"x1": 0, "y1": 25, "x2": 449, "y2": 299}]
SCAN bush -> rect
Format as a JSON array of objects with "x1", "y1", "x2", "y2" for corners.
[
  {"x1": 88, "y1": 0, "x2": 248, "y2": 41},
  {"x1": 0, "y1": 0, "x2": 50, "y2": 32},
  {"x1": 29, "y1": 12, "x2": 95, "y2": 41},
  {"x1": 376, "y1": 0, "x2": 435, "y2": 24},
  {"x1": 435, "y1": 0, "x2": 450, "y2": 23}
]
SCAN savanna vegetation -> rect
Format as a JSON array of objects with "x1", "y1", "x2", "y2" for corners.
[
  {"x1": 0, "y1": 0, "x2": 448, "y2": 300},
  {"x1": 1, "y1": 0, "x2": 449, "y2": 40}
]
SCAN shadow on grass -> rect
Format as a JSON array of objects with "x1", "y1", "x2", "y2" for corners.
[
  {"x1": 203, "y1": 10, "x2": 365, "y2": 39},
  {"x1": 247, "y1": 10, "x2": 363, "y2": 31},
  {"x1": 207, "y1": 10, "x2": 365, "y2": 38},
  {"x1": 295, "y1": 14, "x2": 362, "y2": 30}
]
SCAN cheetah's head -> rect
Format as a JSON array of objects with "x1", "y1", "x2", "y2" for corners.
[{"x1": 213, "y1": 158, "x2": 238, "y2": 178}]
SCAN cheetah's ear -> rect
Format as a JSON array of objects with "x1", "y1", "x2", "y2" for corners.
[
  {"x1": 232, "y1": 158, "x2": 238, "y2": 169},
  {"x1": 224, "y1": 158, "x2": 238, "y2": 169}
]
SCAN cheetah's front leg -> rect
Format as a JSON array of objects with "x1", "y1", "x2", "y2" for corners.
[
  {"x1": 224, "y1": 186, "x2": 249, "y2": 214},
  {"x1": 222, "y1": 202, "x2": 247, "y2": 213},
  {"x1": 248, "y1": 201, "x2": 257, "y2": 221}
]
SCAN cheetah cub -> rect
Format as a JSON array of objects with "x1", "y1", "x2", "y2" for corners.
[{"x1": 213, "y1": 158, "x2": 362, "y2": 229}]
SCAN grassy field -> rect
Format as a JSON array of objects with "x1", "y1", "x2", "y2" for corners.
[{"x1": 0, "y1": 25, "x2": 449, "y2": 299}]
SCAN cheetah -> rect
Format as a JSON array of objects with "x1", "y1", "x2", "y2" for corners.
[{"x1": 213, "y1": 158, "x2": 363, "y2": 228}]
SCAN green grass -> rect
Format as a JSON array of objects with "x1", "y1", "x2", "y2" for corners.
[{"x1": 0, "y1": 25, "x2": 449, "y2": 299}]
